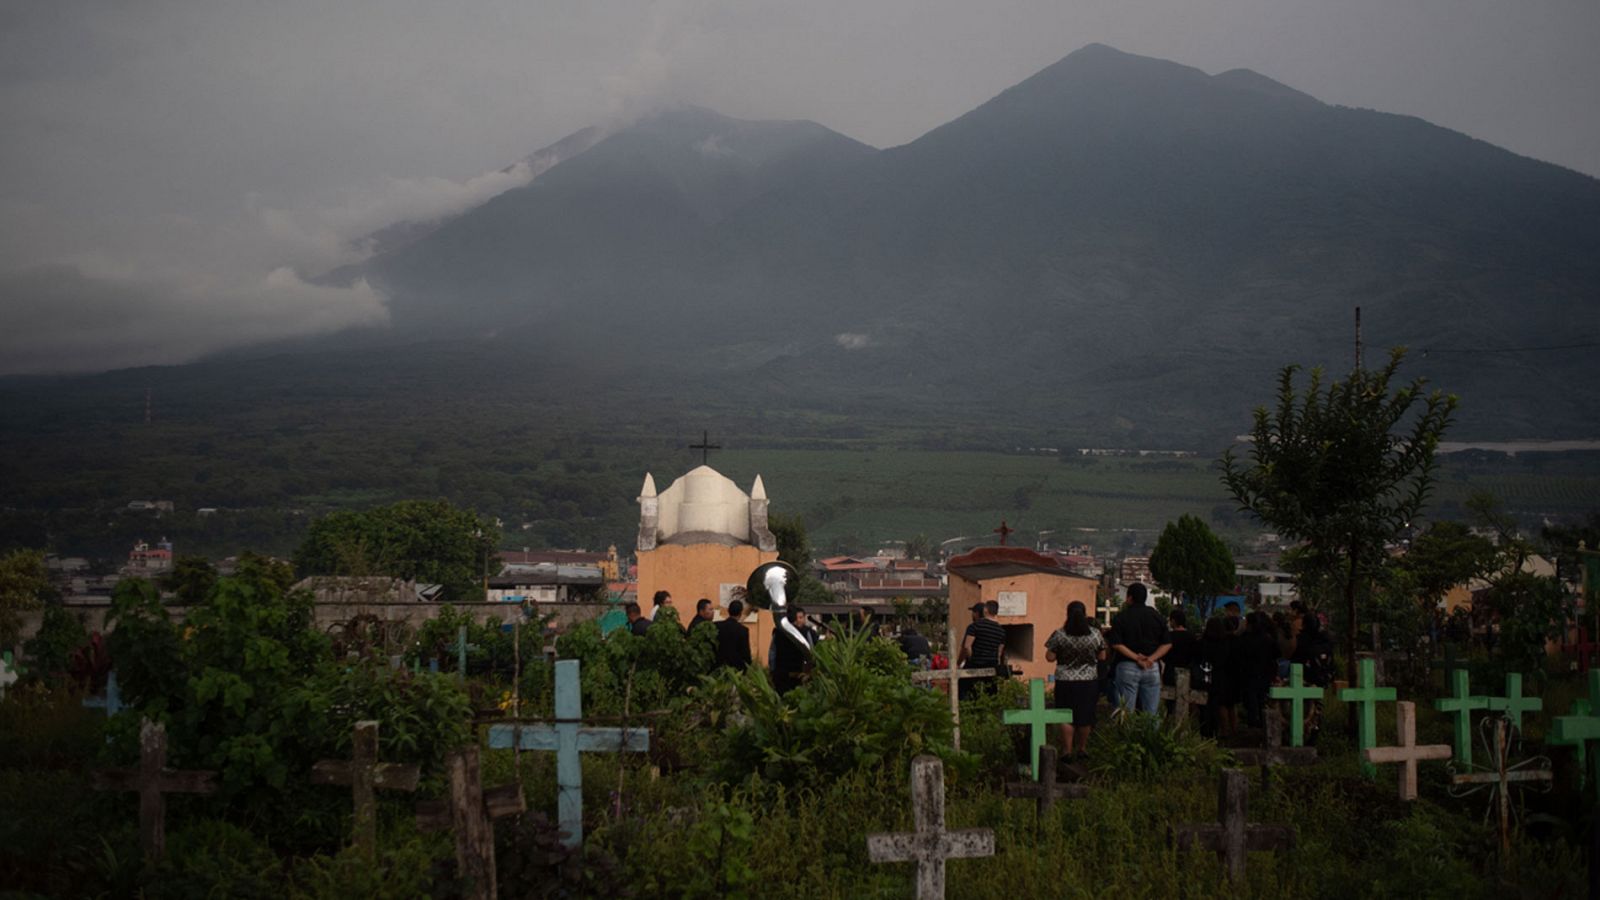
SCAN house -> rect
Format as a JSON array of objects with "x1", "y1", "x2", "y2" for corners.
[
  {"x1": 499, "y1": 546, "x2": 621, "y2": 582},
  {"x1": 488, "y1": 563, "x2": 605, "y2": 604},
  {"x1": 293, "y1": 577, "x2": 445, "y2": 604},
  {"x1": 124, "y1": 539, "x2": 173, "y2": 576}
]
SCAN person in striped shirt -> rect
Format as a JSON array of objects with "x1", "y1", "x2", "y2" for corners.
[{"x1": 958, "y1": 602, "x2": 1007, "y2": 700}]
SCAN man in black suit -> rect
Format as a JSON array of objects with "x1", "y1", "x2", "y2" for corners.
[{"x1": 715, "y1": 600, "x2": 752, "y2": 671}]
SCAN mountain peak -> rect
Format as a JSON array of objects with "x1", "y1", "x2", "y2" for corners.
[{"x1": 1211, "y1": 68, "x2": 1321, "y2": 104}]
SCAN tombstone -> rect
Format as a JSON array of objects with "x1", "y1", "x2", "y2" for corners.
[
  {"x1": 1337, "y1": 658, "x2": 1396, "y2": 777},
  {"x1": 82, "y1": 670, "x2": 122, "y2": 717},
  {"x1": 867, "y1": 755, "x2": 995, "y2": 900},
  {"x1": 1002, "y1": 678, "x2": 1072, "y2": 781},
  {"x1": 1363, "y1": 701, "x2": 1452, "y2": 801},
  {"x1": 1170, "y1": 768, "x2": 1295, "y2": 881},
  {"x1": 92, "y1": 718, "x2": 218, "y2": 861},
  {"x1": 1485, "y1": 672, "x2": 1543, "y2": 733},
  {"x1": 486, "y1": 658, "x2": 650, "y2": 849},
  {"x1": 1449, "y1": 717, "x2": 1553, "y2": 853},
  {"x1": 1268, "y1": 663, "x2": 1323, "y2": 748},
  {"x1": 416, "y1": 745, "x2": 523, "y2": 900},
  {"x1": 1231, "y1": 708, "x2": 1317, "y2": 788},
  {"x1": 1551, "y1": 670, "x2": 1600, "y2": 794},
  {"x1": 311, "y1": 720, "x2": 421, "y2": 858},
  {"x1": 1159, "y1": 669, "x2": 1208, "y2": 723},
  {"x1": 1434, "y1": 668, "x2": 1489, "y2": 766},
  {"x1": 1004, "y1": 745, "x2": 1087, "y2": 816}
]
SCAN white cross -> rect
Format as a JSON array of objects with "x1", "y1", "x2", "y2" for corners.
[{"x1": 867, "y1": 755, "x2": 994, "y2": 900}]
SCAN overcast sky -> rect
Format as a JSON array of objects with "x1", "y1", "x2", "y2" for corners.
[{"x1": 2, "y1": 0, "x2": 1597, "y2": 374}]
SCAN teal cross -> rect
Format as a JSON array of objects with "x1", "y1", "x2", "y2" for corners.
[
  {"x1": 1550, "y1": 670, "x2": 1600, "y2": 794},
  {"x1": 1433, "y1": 668, "x2": 1489, "y2": 767},
  {"x1": 486, "y1": 659, "x2": 649, "y2": 848},
  {"x1": 82, "y1": 670, "x2": 123, "y2": 717},
  {"x1": 454, "y1": 625, "x2": 479, "y2": 681},
  {"x1": 1269, "y1": 663, "x2": 1323, "y2": 748},
  {"x1": 1484, "y1": 672, "x2": 1543, "y2": 733},
  {"x1": 1002, "y1": 678, "x2": 1072, "y2": 781},
  {"x1": 1338, "y1": 658, "x2": 1395, "y2": 777}
]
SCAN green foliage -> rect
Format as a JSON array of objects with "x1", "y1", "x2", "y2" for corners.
[
  {"x1": 0, "y1": 548, "x2": 50, "y2": 646},
  {"x1": 554, "y1": 614, "x2": 716, "y2": 716},
  {"x1": 291, "y1": 833, "x2": 447, "y2": 900},
  {"x1": 682, "y1": 801, "x2": 757, "y2": 899},
  {"x1": 1087, "y1": 712, "x2": 1230, "y2": 781},
  {"x1": 1399, "y1": 521, "x2": 1496, "y2": 601},
  {"x1": 161, "y1": 554, "x2": 218, "y2": 606},
  {"x1": 150, "y1": 819, "x2": 285, "y2": 900},
  {"x1": 105, "y1": 577, "x2": 185, "y2": 709},
  {"x1": 294, "y1": 499, "x2": 499, "y2": 601},
  {"x1": 1149, "y1": 514, "x2": 1236, "y2": 609},
  {"x1": 21, "y1": 602, "x2": 88, "y2": 684}
]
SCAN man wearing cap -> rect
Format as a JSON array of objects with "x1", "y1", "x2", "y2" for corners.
[{"x1": 958, "y1": 602, "x2": 1007, "y2": 700}]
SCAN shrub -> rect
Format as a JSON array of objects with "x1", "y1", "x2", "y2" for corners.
[{"x1": 1087, "y1": 711, "x2": 1229, "y2": 781}]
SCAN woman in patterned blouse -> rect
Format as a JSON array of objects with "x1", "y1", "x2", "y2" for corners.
[{"x1": 1044, "y1": 601, "x2": 1108, "y2": 761}]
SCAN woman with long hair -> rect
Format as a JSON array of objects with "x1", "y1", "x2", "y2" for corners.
[{"x1": 1044, "y1": 601, "x2": 1107, "y2": 761}]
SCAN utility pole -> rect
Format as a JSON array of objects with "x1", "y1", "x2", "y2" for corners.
[{"x1": 1354, "y1": 307, "x2": 1363, "y2": 372}]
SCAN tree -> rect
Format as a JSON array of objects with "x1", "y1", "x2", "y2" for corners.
[
  {"x1": 1221, "y1": 348, "x2": 1456, "y2": 699},
  {"x1": 767, "y1": 512, "x2": 836, "y2": 605},
  {"x1": 1397, "y1": 521, "x2": 1496, "y2": 603},
  {"x1": 1148, "y1": 515, "x2": 1235, "y2": 616},
  {"x1": 294, "y1": 500, "x2": 499, "y2": 601},
  {"x1": 0, "y1": 549, "x2": 51, "y2": 648},
  {"x1": 162, "y1": 555, "x2": 218, "y2": 605},
  {"x1": 904, "y1": 533, "x2": 933, "y2": 562}
]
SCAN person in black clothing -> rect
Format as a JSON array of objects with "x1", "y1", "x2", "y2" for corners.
[
  {"x1": 714, "y1": 600, "x2": 752, "y2": 671},
  {"x1": 625, "y1": 602, "x2": 650, "y2": 637},
  {"x1": 1241, "y1": 612, "x2": 1278, "y2": 728},
  {"x1": 771, "y1": 606, "x2": 815, "y2": 694},
  {"x1": 1107, "y1": 584, "x2": 1171, "y2": 714},
  {"x1": 1199, "y1": 616, "x2": 1237, "y2": 738},
  {"x1": 1161, "y1": 607, "x2": 1199, "y2": 715},
  {"x1": 959, "y1": 602, "x2": 1007, "y2": 700},
  {"x1": 687, "y1": 598, "x2": 715, "y2": 636},
  {"x1": 898, "y1": 625, "x2": 931, "y2": 665},
  {"x1": 649, "y1": 590, "x2": 683, "y2": 634},
  {"x1": 1287, "y1": 608, "x2": 1332, "y2": 744}
]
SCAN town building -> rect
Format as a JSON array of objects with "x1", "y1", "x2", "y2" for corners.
[{"x1": 946, "y1": 545, "x2": 1100, "y2": 682}]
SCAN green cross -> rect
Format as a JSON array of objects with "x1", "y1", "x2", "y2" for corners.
[
  {"x1": 1003, "y1": 678, "x2": 1072, "y2": 781},
  {"x1": 1433, "y1": 668, "x2": 1489, "y2": 766},
  {"x1": 1551, "y1": 670, "x2": 1600, "y2": 794},
  {"x1": 1269, "y1": 663, "x2": 1323, "y2": 748},
  {"x1": 1338, "y1": 658, "x2": 1396, "y2": 776},
  {"x1": 1485, "y1": 672, "x2": 1543, "y2": 733}
]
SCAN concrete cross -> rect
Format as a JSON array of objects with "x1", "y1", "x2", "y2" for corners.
[
  {"x1": 1170, "y1": 768, "x2": 1295, "y2": 881},
  {"x1": 454, "y1": 625, "x2": 480, "y2": 680},
  {"x1": 82, "y1": 670, "x2": 122, "y2": 717},
  {"x1": 1434, "y1": 667, "x2": 1490, "y2": 766},
  {"x1": 867, "y1": 754, "x2": 995, "y2": 900},
  {"x1": 1449, "y1": 716, "x2": 1553, "y2": 854},
  {"x1": 486, "y1": 658, "x2": 650, "y2": 848},
  {"x1": 1338, "y1": 658, "x2": 1396, "y2": 777},
  {"x1": 1231, "y1": 708, "x2": 1317, "y2": 788},
  {"x1": 416, "y1": 745, "x2": 525, "y2": 900},
  {"x1": 1003, "y1": 678, "x2": 1072, "y2": 781},
  {"x1": 1551, "y1": 670, "x2": 1600, "y2": 793},
  {"x1": 1485, "y1": 672, "x2": 1543, "y2": 733},
  {"x1": 311, "y1": 720, "x2": 421, "y2": 858},
  {"x1": 1004, "y1": 745, "x2": 1087, "y2": 815},
  {"x1": 1269, "y1": 663, "x2": 1323, "y2": 747},
  {"x1": 908, "y1": 617, "x2": 1004, "y2": 750},
  {"x1": 1159, "y1": 668, "x2": 1209, "y2": 723},
  {"x1": 1548, "y1": 698, "x2": 1593, "y2": 791},
  {"x1": 92, "y1": 718, "x2": 218, "y2": 861},
  {"x1": 1363, "y1": 701, "x2": 1451, "y2": 801}
]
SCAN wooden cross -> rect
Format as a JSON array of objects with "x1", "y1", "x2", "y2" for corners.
[
  {"x1": 1363, "y1": 701, "x2": 1451, "y2": 801},
  {"x1": 1485, "y1": 672, "x2": 1543, "y2": 733},
  {"x1": 1160, "y1": 668, "x2": 1209, "y2": 723},
  {"x1": 486, "y1": 658, "x2": 650, "y2": 849},
  {"x1": 1170, "y1": 768, "x2": 1295, "y2": 881},
  {"x1": 867, "y1": 754, "x2": 995, "y2": 900},
  {"x1": 908, "y1": 617, "x2": 1004, "y2": 750},
  {"x1": 993, "y1": 520, "x2": 1014, "y2": 546},
  {"x1": 1551, "y1": 670, "x2": 1600, "y2": 793},
  {"x1": 1231, "y1": 708, "x2": 1317, "y2": 787},
  {"x1": 1002, "y1": 678, "x2": 1072, "y2": 781},
  {"x1": 92, "y1": 718, "x2": 218, "y2": 861},
  {"x1": 688, "y1": 430, "x2": 721, "y2": 465},
  {"x1": 1449, "y1": 716, "x2": 1553, "y2": 854},
  {"x1": 1004, "y1": 745, "x2": 1087, "y2": 815},
  {"x1": 415, "y1": 745, "x2": 525, "y2": 900},
  {"x1": 1337, "y1": 658, "x2": 1396, "y2": 777},
  {"x1": 311, "y1": 720, "x2": 421, "y2": 858},
  {"x1": 1564, "y1": 627, "x2": 1598, "y2": 673},
  {"x1": 1269, "y1": 663, "x2": 1323, "y2": 747},
  {"x1": 82, "y1": 670, "x2": 122, "y2": 717},
  {"x1": 1434, "y1": 667, "x2": 1489, "y2": 767}
]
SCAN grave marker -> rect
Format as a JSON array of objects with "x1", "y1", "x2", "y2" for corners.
[
  {"x1": 92, "y1": 718, "x2": 218, "y2": 861},
  {"x1": 416, "y1": 745, "x2": 525, "y2": 900},
  {"x1": 1159, "y1": 668, "x2": 1209, "y2": 723},
  {"x1": 82, "y1": 670, "x2": 122, "y2": 717},
  {"x1": 311, "y1": 720, "x2": 421, "y2": 858},
  {"x1": 1268, "y1": 663, "x2": 1323, "y2": 748},
  {"x1": 1337, "y1": 658, "x2": 1396, "y2": 776},
  {"x1": 486, "y1": 658, "x2": 650, "y2": 848},
  {"x1": 1551, "y1": 670, "x2": 1600, "y2": 793},
  {"x1": 1004, "y1": 745, "x2": 1088, "y2": 815},
  {"x1": 867, "y1": 754, "x2": 995, "y2": 900},
  {"x1": 1434, "y1": 668, "x2": 1489, "y2": 766},
  {"x1": 1170, "y1": 768, "x2": 1295, "y2": 881},
  {"x1": 1449, "y1": 716, "x2": 1553, "y2": 853},
  {"x1": 1002, "y1": 678, "x2": 1072, "y2": 781},
  {"x1": 1231, "y1": 708, "x2": 1317, "y2": 787},
  {"x1": 1548, "y1": 698, "x2": 1593, "y2": 790},
  {"x1": 1485, "y1": 672, "x2": 1542, "y2": 733},
  {"x1": 1363, "y1": 701, "x2": 1451, "y2": 801}
]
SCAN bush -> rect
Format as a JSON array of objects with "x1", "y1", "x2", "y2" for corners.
[{"x1": 1088, "y1": 711, "x2": 1230, "y2": 781}]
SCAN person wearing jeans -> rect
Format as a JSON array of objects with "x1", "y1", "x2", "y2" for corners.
[{"x1": 1106, "y1": 583, "x2": 1172, "y2": 714}]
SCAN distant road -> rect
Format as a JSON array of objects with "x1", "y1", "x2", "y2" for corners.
[{"x1": 1437, "y1": 440, "x2": 1600, "y2": 455}]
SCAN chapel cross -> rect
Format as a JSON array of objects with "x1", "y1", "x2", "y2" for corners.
[
  {"x1": 1434, "y1": 668, "x2": 1490, "y2": 766},
  {"x1": 311, "y1": 720, "x2": 421, "y2": 858},
  {"x1": 1449, "y1": 716, "x2": 1553, "y2": 854},
  {"x1": 1550, "y1": 670, "x2": 1600, "y2": 793},
  {"x1": 1231, "y1": 708, "x2": 1317, "y2": 788},
  {"x1": 1170, "y1": 768, "x2": 1296, "y2": 881},
  {"x1": 1159, "y1": 668, "x2": 1209, "y2": 723},
  {"x1": 92, "y1": 718, "x2": 218, "y2": 861},
  {"x1": 486, "y1": 658, "x2": 650, "y2": 848},
  {"x1": 415, "y1": 745, "x2": 526, "y2": 900},
  {"x1": 1485, "y1": 672, "x2": 1543, "y2": 734},
  {"x1": 1004, "y1": 745, "x2": 1087, "y2": 815},
  {"x1": 1003, "y1": 677, "x2": 1073, "y2": 781},
  {"x1": 993, "y1": 520, "x2": 1014, "y2": 546},
  {"x1": 689, "y1": 430, "x2": 721, "y2": 466},
  {"x1": 1337, "y1": 658, "x2": 1396, "y2": 777},
  {"x1": 1363, "y1": 701, "x2": 1451, "y2": 801},
  {"x1": 867, "y1": 754, "x2": 995, "y2": 900},
  {"x1": 1268, "y1": 663, "x2": 1323, "y2": 747}
]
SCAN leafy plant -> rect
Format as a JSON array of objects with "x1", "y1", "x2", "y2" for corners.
[{"x1": 1087, "y1": 711, "x2": 1229, "y2": 781}]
